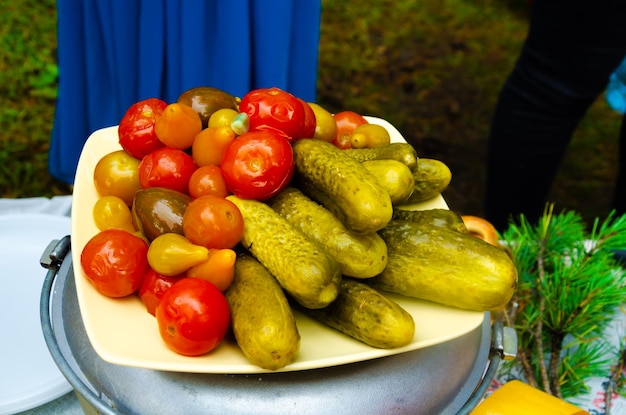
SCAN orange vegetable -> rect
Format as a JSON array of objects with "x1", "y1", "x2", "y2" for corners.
[
  {"x1": 191, "y1": 126, "x2": 236, "y2": 167},
  {"x1": 188, "y1": 165, "x2": 230, "y2": 199},
  {"x1": 155, "y1": 102, "x2": 203, "y2": 150},
  {"x1": 186, "y1": 248, "x2": 237, "y2": 292},
  {"x1": 462, "y1": 215, "x2": 499, "y2": 246}
]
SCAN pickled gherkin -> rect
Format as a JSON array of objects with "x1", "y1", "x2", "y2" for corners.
[{"x1": 226, "y1": 254, "x2": 300, "y2": 370}]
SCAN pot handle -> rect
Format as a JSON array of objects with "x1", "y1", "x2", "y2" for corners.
[
  {"x1": 456, "y1": 318, "x2": 518, "y2": 415},
  {"x1": 40, "y1": 236, "x2": 120, "y2": 415}
]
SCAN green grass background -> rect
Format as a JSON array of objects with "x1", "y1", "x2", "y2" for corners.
[{"x1": 1, "y1": 0, "x2": 623, "y2": 225}]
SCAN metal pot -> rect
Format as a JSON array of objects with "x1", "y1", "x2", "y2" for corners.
[{"x1": 40, "y1": 237, "x2": 511, "y2": 415}]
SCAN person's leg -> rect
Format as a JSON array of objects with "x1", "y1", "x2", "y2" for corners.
[{"x1": 484, "y1": 0, "x2": 626, "y2": 231}]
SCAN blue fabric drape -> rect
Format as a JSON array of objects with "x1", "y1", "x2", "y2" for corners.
[{"x1": 50, "y1": 0, "x2": 322, "y2": 184}]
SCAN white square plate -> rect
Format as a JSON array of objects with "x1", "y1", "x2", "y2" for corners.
[{"x1": 71, "y1": 118, "x2": 484, "y2": 374}]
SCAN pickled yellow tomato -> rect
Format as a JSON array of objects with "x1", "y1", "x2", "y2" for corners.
[
  {"x1": 93, "y1": 150, "x2": 141, "y2": 206},
  {"x1": 92, "y1": 195, "x2": 136, "y2": 233},
  {"x1": 208, "y1": 108, "x2": 239, "y2": 128},
  {"x1": 350, "y1": 123, "x2": 391, "y2": 149}
]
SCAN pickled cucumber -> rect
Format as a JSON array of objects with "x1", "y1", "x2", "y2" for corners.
[
  {"x1": 292, "y1": 138, "x2": 392, "y2": 234},
  {"x1": 296, "y1": 278, "x2": 415, "y2": 349},
  {"x1": 343, "y1": 142, "x2": 418, "y2": 171},
  {"x1": 402, "y1": 158, "x2": 452, "y2": 204},
  {"x1": 370, "y1": 220, "x2": 517, "y2": 311},
  {"x1": 269, "y1": 187, "x2": 387, "y2": 278},
  {"x1": 362, "y1": 159, "x2": 415, "y2": 204},
  {"x1": 226, "y1": 195, "x2": 341, "y2": 309},
  {"x1": 226, "y1": 254, "x2": 300, "y2": 370},
  {"x1": 391, "y1": 208, "x2": 468, "y2": 233}
]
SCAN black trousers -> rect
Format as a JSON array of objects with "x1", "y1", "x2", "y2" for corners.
[{"x1": 483, "y1": 0, "x2": 626, "y2": 231}]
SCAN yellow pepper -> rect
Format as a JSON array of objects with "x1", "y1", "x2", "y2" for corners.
[{"x1": 147, "y1": 233, "x2": 209, "y2": 276}]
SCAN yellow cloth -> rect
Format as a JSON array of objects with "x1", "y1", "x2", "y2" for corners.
[{"x1": 471, "y1": 380, "x2": 588, "y2": 415}]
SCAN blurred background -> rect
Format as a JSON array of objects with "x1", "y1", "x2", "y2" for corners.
[{"x1": 1, "y1": 0, "x2": 623, "y2": 225}]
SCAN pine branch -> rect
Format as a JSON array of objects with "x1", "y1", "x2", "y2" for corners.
[
  {"x1": 605, "y1": 339, "x2": 626, "y2": 414},
  {"x1": 500, "y1": 205, "x2": 626, "y2": 400},
  {"x1": 550, "y1": 331, "x2": 565, "y2": 398},
  {"x1": 535, "y1": 264, "x2": 550, "y2": 393},
  {"x1": 518, "y1": 349, "x2": 538, "y2": 388}
]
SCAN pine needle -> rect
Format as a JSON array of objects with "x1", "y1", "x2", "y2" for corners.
[{"x1": 500, "y1": 204, "x2": 626, "y2": 400}]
